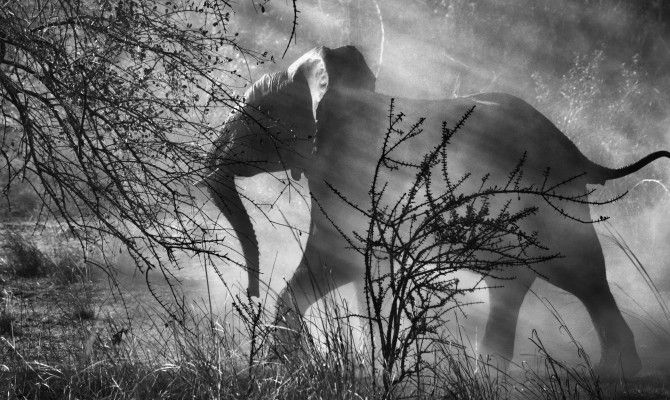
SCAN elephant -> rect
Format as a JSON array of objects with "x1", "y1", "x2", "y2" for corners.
[{"x1": 205, "y1": 45, "x2": 669, "y2": 377}]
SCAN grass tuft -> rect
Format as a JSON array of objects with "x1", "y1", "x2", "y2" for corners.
[
  {"x1": 72, "y1": 304, "x2": 96, "y2": 321},
  {"x1": 1, "y1": 232, "x2": 54, "y2": 278},
  {"x1": 52, "y1": 248, "x2": 91, "y2": 285}
]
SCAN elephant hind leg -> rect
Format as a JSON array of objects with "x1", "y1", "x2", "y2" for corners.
[
  {"x1": 563, "y1": 280, "x2": 641, "y2": 378},
  {"x1": 548, "y1": 237, "x2": 641, "y2": 378},
  {"x1": 481, "y1": 274, "x2": 534, "y2": 370}
]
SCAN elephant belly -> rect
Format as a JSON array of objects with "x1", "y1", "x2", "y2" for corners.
[{"x1": 312, "y1": 88, "x2": 599, "y2": 290}]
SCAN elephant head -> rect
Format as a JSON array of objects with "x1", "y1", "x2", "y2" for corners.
[{"x1": 204, "y1": 46, "x2": 376, "y2": 297}]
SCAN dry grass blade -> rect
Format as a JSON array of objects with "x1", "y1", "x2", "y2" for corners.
[{"x1": 604, "y1": 223, "x2": 670, "y2": 323}]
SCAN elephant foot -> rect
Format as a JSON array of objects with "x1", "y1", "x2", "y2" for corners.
[
  {"x1": 269, "y1": 325, "x2": 304, "y2": 356},
  {"x1": 478, "y1": 339, "x2": 514, "y2": 373},
  {"x1": 595, "y1": 350, "x2": 642, "y2": 379},
  {"x1": 477, "y1": 349, "x2": 512, "y2": 374},
  {"x1": 269, "y1": 306, "x2": 308, "y2": 360}
]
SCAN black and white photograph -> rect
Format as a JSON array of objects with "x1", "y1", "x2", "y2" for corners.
[{"x1": 1, "y1": 1, "x2": 670, "y2": 398}]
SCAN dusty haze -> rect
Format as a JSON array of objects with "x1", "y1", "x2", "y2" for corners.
[{"x1": 109, "y1": 0, "x2": 670, "y2": 374}]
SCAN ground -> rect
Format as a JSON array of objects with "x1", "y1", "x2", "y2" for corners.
[{"x1": 1, "y1": 223, "x2": 670, "y2": 399}]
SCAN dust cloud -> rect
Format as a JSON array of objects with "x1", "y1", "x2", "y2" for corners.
[{"x1": 173, "y1": 0, "x2": 670, "y2": 373}]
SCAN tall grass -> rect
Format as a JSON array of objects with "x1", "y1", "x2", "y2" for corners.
[
  {"x1": 0, "y1": 294, "x2": 374, "y2": 399},
  {"x1": 3, "y1": 284, "x2": 664, "y2": 400}
]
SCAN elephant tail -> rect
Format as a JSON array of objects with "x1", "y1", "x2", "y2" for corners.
[
  {"x1": 206, "y1": 171, "x2": 260, "y2": 297},
  {"x1": 590, "y1": 150, "x2": 670, "y2": 184}
]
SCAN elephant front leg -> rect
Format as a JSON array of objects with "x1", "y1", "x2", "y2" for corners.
[
  {"x1": 273, "y1": 247, "x2": 323, "y2": 350},
  {"x1": 273, "y1": 224, "x2": 358, "y2": 355}
]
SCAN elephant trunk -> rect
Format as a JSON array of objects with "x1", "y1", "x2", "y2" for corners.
[{"x1": 206, "y1": 170, "x2": 260, "y2": 297}]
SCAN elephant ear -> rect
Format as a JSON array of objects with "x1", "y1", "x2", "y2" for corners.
[{"x1": 287, "y1": 46, "x2": 376, "y2": 120}]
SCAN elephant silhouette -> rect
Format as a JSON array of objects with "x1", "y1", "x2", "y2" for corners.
[{"x1": 203, "y1": 45, "x2": 669, "y2": 377}]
